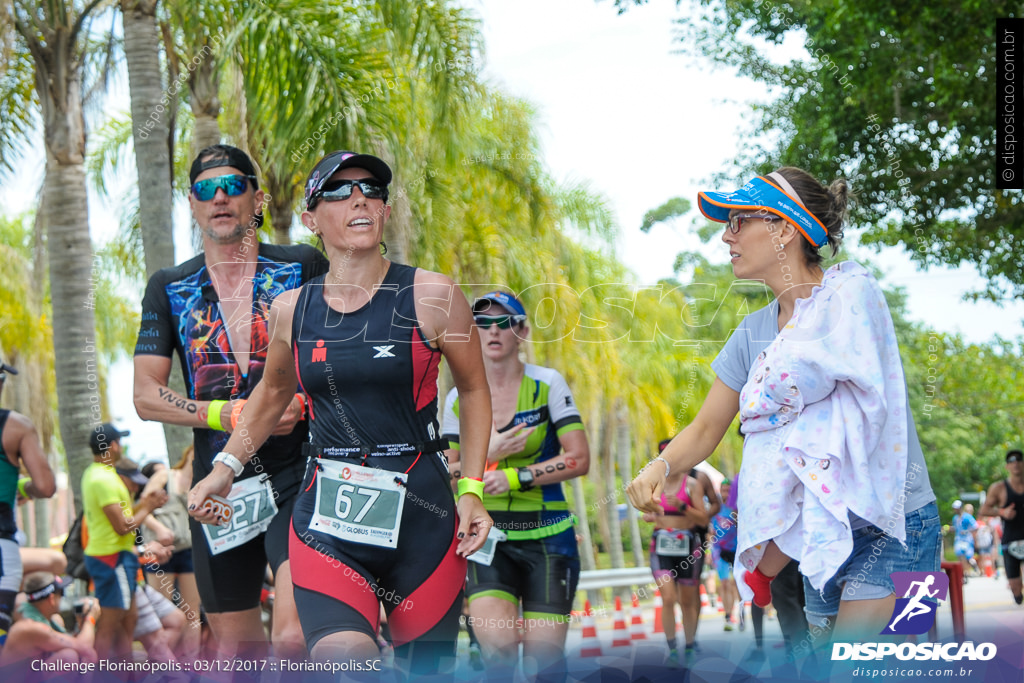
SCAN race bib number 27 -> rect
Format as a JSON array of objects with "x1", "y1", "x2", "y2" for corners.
[
  {"x1": 202, "y1": 476, "x2": 278, "y2": 556},
  {"x1": 310, "y1": 459, "x2": 406, "y2": 549}
]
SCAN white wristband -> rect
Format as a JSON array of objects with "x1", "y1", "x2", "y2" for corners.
[
  {"x1": 652, "y1": 456, "x2": 671, "y2": 479},
  {"x1": 213, "y1": 451, "x2": 244, "y2": 478}
]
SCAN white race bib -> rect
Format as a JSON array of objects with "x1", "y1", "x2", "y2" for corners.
[
  {"x1": 1008, "y1": 540, "x2": 1024, "y2": 560},
  {"x1": 468, "y1": 526, "x2": 507, "y2": 566},
  {"x1": 202, "y1": 476, "x2": 279, "y2": 556},
  {"x1": 309, "y1": 459, "x2": 406, "y2": 549},
  {"x1": 655, "y1": 530, "x2": 691, "y2": 557}
]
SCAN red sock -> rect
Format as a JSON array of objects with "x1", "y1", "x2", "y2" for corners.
[{"x1": 747, "y1": 567, "x2": 775, "y2": 608}]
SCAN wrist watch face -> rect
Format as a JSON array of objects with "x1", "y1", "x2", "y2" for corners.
[{"x1": 518, "y1": 468, "x2": 534, "y2": 489}]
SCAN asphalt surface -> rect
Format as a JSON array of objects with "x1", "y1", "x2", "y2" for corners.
[{"x1": 445, "y1": 573, "x2": 1023, "y2": 682}]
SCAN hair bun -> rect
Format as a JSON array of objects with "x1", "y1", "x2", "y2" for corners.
[{"x1": 828, "y1": 178, "x2": 850, "y2": 218}]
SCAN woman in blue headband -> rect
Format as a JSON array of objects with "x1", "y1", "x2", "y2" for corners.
[{"x1": 628, "y1": 167, "x2": 939, "y2": 645}]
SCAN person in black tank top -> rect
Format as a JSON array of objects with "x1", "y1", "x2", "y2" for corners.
[
  {"x1": 981, "y1": 449, "x2": 1024, "y2": 604},
  {"x1": 0, "y1": 362, "x2": 56, "y2": 649},
  {"x1": 188, "y1": 151, "x2": 493, "y2": 675}
]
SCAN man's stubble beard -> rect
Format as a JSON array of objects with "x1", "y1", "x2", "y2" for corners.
[{"x1": 203, "y1": 220, "x2": 248, "y2": 245}]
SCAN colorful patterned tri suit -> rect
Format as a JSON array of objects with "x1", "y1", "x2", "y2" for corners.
[{"x1": 135, "y1": 243, "x2": 326, "y2": 611}]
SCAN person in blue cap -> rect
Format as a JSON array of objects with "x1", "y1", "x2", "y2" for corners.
[
  {"x1": 627, "y1": 167, "x2": 939, "y2": 646},
  {"x1": 442, "y1": 290, "x2": 590, "y2": 680}
]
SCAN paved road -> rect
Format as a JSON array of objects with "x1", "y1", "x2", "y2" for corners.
[
  {"x1": 566, "y1": 573, "x2": 1021, "y2": 654},
  {"x1": 449, "y1": 574, "x2": 1023, "y2": 681}
]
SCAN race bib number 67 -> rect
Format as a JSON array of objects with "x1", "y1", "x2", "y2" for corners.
[{"x1": 310, "y1": 459, "x2": 406, "y2": 549}]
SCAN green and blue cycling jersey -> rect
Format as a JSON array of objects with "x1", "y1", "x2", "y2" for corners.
[{"x1": 442, "y1": 363, "x2": 583, "y2": 551}]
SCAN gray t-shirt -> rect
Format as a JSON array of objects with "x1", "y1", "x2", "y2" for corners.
[{"x1": 711, "y1": 300, "x2": 935, "y2": 525}]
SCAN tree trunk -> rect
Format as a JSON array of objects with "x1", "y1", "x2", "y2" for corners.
[
  {"x1": 617, "y1": 403, "x2": 644, "y2": 567},
  {"x1": 123, "y1": 0, "x2": 194, "y2": 464},
  {"x1": 30, "y1": 212, "x2": 57, "y2": 455},
  {"x1": 32, "y1": 496, "x2": 50, "y2": 548},
  {"x1": 42, "y1": 139, "x2": 102, "y2": 514},
  {"x1": 122, "y1": 0, "x2": 174, "y2": 276},
  {"x1": 371, "y1": 141, "x2": 409, "y2": 263},
  {"x1": 571, "y1": 477, "x2": 597, "y2": 572},
  {"x1": 385, "y1": 178, "x2": 411, "y2": 263},
  {"x1": 265, "y1": 172, "x2": 294, "y2": 245},
  {"x1": 189, "y1": 42, "x2": 221, "y2": 153},
  {"x1": 601, "y1": 407, "x2": 628, "y2": 601},
  {"x1": 601, "y1": 408, "x2": 626, "y2": 572},
  {"x1": 590, "y1": 408, "x2": 612, "y2": 568}
]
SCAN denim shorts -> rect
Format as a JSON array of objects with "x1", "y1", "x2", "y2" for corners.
[{"x1": 803, "y1": 501, "x2": 940, "y2": 624}]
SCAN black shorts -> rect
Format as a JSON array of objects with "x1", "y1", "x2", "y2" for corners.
[
  {"x1": 1003, "y1": 543, "x2": 1023, "y2": 580},
  {"x1": 143, "y1": 547, "x2": 194, "y2": 575},
  {"x1": 649, "y1": 528, "x2": 705, "y2": 585},
  {"x1": 191, "y1": 463, "x2": 302, "y2": 613},
  {"x1": 289, "y1": 452, "x2": 464, "y2": 673},
  {"x1": 466, "y1": 533, "x2": 580, "y2": 617},
  {"x1": 0, "y1": 537, "x2": 22, "y2": 637}
]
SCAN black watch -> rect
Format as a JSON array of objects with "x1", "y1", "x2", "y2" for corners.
[{"x1": 517, "y1": 467, "x2": 535, "y2": 492}]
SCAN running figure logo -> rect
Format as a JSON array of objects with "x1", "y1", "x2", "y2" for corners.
[{"x1": 881, "y1": 572, "x2": 949, "y2": 635}]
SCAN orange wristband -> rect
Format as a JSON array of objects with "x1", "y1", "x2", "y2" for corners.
[{"x1": 230, "y1": 399, "x2": 247, "y2": 430}]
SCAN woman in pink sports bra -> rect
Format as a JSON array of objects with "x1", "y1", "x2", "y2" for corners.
[{"x1": 646, "y1": 463, "x2": 708, "y2": 663}]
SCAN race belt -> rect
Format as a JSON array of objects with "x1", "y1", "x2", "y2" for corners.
[
  {"x1": 302, "y1": 440, "x2": 447, "y2": 459},
  {"x1": 500, "y1": 514, "x2": 576, "y2": 541}
]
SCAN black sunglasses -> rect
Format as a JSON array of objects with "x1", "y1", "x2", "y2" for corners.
[
  {"x1": 473, "y1": 314, "x2": 525, "y2": 329},
  {"x1": 190, "y1": 174, "x2": 256, "y2": 201},
  {"x1": 311, "y1": 178, "x2": 389, "y2": 208}
]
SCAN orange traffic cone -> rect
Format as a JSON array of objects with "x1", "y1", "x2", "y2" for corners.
[
  {"x1": 984, "y1": 557, "x2": 994, "y2": 578},
  {"x1": 652, "y1": 590, "x2": 664, "y2": 634},
  {"x1": 580, "y1": 601, "x2": 602, "y2": 657},
  {"x1": 630, "y1": 593, "x2": 647, "y2": 641},
  {"x1": 699, "y1": 584, "x2": 711, "y2": 612},
  {"x1": 716, "y1": 593, "x2": 725, "y2": 613},
  {"x1": 611, "y1": 596, "x2": 631, "y2": 648}
]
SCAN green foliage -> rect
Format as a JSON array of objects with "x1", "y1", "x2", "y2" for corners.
[
  {"x1": 900, "y1": 329, "x2": 1024, "y2": 519},
  {"x1": 0, "y1": 34, "x2": 37, "y2": 176},
  {"x1": 640, "y1": 196, "x2": 691, "y2": 233},
  {"x1": 670, "y1": 0, "x2": 1023, "y2": 299}
]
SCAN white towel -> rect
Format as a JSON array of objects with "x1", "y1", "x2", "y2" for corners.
[{"x1": 734, "y1": 261, "x2": 909, "y2": 592}]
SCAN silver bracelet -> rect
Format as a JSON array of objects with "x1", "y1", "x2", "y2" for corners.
[{"x1": 651, "y1": 456, "x2": 670, "y2": 479}]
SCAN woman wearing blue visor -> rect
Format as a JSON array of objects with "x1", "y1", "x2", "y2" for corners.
[{"x1": 627, "y1": 167, "x2": 939, "y2": 643}]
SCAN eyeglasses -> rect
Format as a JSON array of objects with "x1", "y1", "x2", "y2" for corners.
[
  {"x1": 311, "y1": 178, "x2": 388, "y2": 208},
  {"x1": 473, "y1": 315, "x2": 524, "y2": 329},
  {"x1": 190, "y1": 174, "x2": 256, "y2": 201},
  {"x1": 727, "y1": 212, "x2": 782, "y2": 234}
]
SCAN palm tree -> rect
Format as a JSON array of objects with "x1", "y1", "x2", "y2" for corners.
[
  {"x1": 2, "y1": 0, "x2": 109, "y2": 511},
  {"x1": 0, "y1": 204, "x2": 138, "y2": 544},
  {"x1": 121, "y1": 0, "x2": 174, "y2": 275},
  {"x1": 228, "y1": 0, "x2": 390, "y2": 244},
  {"x1": 165, "y1": 0, "x2": 224, "y2": 152}
]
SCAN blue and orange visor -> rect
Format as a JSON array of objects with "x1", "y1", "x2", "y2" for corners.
[{"x1": 697, "y1": 176, "x2": 829, "y2": 248}]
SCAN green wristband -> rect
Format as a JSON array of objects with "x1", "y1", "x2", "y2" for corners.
[
  {"x1": 457, "y1": 477, "x2": 485, "y2": 501},
  {"x1": 207, "y1": 400, "x2": 228, "y2": 431},
  {"x1": 503, "y1": 468, "x2": 521, "y2": 491},
  {"x1": 17, "y1": 477, "x2": 31, "y2": 500}
]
